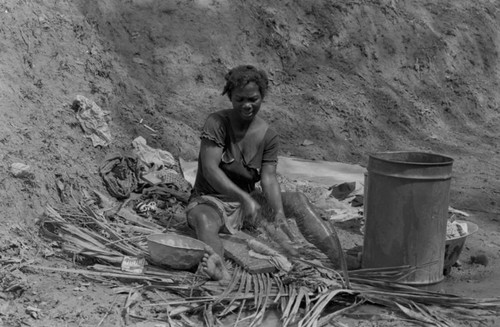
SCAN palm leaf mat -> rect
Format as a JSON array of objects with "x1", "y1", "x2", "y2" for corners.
[{"x1": 34, "y1": 196, "x2": 500, "y2": 327}]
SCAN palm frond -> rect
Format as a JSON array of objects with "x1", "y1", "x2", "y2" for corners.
[
  {"x1": 219, "y1": 269, "x2": 247, "y2": 317},
  {"x1": 39, "y1": 202, "x2": 500, "y2": 327}
]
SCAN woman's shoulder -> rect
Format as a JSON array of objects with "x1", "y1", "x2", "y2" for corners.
[
  {"x1": 248, "y1": 116, "x2": 277, "y2": 144},
  {"x1": 251, "y1": 115, "x2": 270, "y2": 132},
  {"x1": 208, "y1": 109, "x2": 232, "y2": 119},
  {"x1": 264, "y1": 125, "x2": 278, "y2": 143},
  {"x1": 255, "y1": 117, "x2": 276, "y2": 138},
  {"x1": 204, "y1": 109, "x2": 231, "y2": 126}
]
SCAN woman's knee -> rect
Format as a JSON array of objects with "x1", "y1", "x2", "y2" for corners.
[
  {"x1": 187, "y1": 205, "x2": 222, "y2": 232},
  {"x1": 282, "y1": 191, "x2": 309, "y2": 205}
]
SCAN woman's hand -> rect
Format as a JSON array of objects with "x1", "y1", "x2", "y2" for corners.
[
  {"x1": 241, "y1": 194, "x2": 261, "y2": 225},
  {"x1": 275, "y1": 212, "x2": 287, "y2": 224},
  {"x1": 274, "y1": 212, "x2": 296, "y2": 241}
]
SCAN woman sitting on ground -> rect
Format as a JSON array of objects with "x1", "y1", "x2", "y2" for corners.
[{"x1": 186, "y1": 65, "x2": 350, "y2": 281}]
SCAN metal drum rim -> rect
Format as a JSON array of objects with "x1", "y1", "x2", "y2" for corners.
[{"x1": 368, "y1": 151, "x2": 454, "y2": 166}]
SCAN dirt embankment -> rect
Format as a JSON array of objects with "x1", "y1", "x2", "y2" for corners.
[
  {"x1": 0, "y1": 0, "x2": 499, "y2": 326},
  {"x1": 1, "y1": 0, "x2": 499, "y2": 224}
]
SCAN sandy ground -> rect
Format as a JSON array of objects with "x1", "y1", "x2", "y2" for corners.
[{"x1": 0, "y1": 0, "x2": 499, "y2": 326}]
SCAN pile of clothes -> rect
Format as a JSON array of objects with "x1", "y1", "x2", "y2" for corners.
[{"x1": 99, "y1": 136, "x2": 191, "y2": 223}]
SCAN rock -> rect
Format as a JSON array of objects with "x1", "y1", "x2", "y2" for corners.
[
  {"x1": 9, "y1": 163, "x2": 33, "y2": 179},
  {"x1": 301, "y1": 139, "x2": 314, "y2": 146},
  {"x1": 132, "y1": 57, "x2": 146, "y2": 65},
  {"x1": 470, "y1": 253, "x2": 489, "y2": 266}
]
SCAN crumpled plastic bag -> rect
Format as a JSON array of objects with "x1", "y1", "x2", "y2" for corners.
[
  {"x1": 72, "y1": 95, "x2": 112, "y2": 147},
  {"x1": 99, "y1": 154, "x2": 138, "y2": 199}
]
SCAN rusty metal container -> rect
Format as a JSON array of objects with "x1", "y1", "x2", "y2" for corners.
[{"x1": 361, "y1": 151, "x2": 453, "y2": 285}]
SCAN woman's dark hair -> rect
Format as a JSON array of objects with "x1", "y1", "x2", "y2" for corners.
[{"x1": 221, "y1": 65, "x2": 269, "y2": 99}]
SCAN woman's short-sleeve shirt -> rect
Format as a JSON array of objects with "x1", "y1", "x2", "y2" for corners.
[{"x1": 192, "y1": 109, "x2": 279, "y2": 196}]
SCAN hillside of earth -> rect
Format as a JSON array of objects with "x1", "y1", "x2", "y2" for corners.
[{"x1": 0, "y1": 0, "x2": 499, "y2": 326}]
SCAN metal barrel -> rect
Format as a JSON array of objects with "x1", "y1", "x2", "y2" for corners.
[{"x1": 361, "y1": 151, "x2": 454, "y2": 285}]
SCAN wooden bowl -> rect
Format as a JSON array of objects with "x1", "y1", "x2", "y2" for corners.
[{"x1": 147, "y1": 233, "x2": 206, "y2": 270}]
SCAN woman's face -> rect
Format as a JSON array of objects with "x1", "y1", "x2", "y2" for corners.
[{"x1": 230, "y1": 82, "x2": 262, "y2": 122}]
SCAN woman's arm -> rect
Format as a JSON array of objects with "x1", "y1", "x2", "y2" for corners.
[
  {"x1": 260, "y1": 164, "x2": 285, "y2": 222},
  {"x1": 200, "y1": 138, "x2": 260, "y2": 220},
  {"x1": 260, "y1": 164, "x2": 298, "y2": 254}
]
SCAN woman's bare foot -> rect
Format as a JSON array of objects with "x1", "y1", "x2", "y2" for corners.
[{"x1": 202, "y1": 246, "x2": 231, "y2": 282}]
